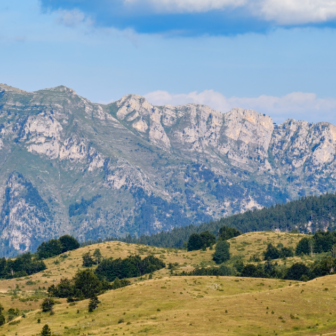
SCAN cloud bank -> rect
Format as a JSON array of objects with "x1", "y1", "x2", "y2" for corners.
[
  {"x1": 144, "y1": 90, "x2": 336, "y2": 124},
  {"x1": 40, "y1": 0, "x2": 336, "y2": 35}
]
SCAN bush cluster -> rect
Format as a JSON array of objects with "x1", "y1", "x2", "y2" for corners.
[
  {"x1": 0, "y1": 252, "x2": 46, "y2": 279},
  {"x1": 296, "y1": 230, "x2": 336, "y2": 255},
  {"x1": 264, "y1": 243, "x2": 294, "y2": 260},
  {"x1": 95, "y1": 255, "x2": 165, "y2": 282},
  {"x1": 37, "y1": 235, "x2": 80, "y2": 259}
]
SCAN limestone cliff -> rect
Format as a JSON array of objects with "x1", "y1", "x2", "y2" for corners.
[{"x1": 0, "y1": 84, "x2": 335, "y2": 256}]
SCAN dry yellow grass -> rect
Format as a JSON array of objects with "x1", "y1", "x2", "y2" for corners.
[{"x1": 3, "y1": 231, "x2": 334, "y2": 336}]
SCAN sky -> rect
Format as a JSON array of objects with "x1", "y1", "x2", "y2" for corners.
[{"x1": 0, "y1": 0, "x2": 336, "y2": 124}]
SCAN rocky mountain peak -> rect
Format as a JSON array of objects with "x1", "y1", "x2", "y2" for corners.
[{"x1": 1, "y1": 85, "x2": 336, "y2": 256}]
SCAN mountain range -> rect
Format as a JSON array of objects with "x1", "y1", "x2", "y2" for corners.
[{"x1": 1, "y1": 83, "x2": 336, "y2": 256}]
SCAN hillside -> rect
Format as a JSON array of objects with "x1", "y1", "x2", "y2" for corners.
[
  {"x1": 2, "y1": 83, "x2": 336, "y2": 256},
  {"x1": 2, "y1": 232, "x2": 336, "y2": 336},
  {"x1": 127, "y1": 192, "x2": 336, "y2": 248}
]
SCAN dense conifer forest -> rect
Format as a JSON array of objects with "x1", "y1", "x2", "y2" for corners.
[{"x1": 120, "y1": 193, "x2": 336, "y2": 248}]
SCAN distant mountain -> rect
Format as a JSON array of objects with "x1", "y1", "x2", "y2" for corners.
[{"x1": 1, "y1": 83, "x2": 336, "y2": 256}]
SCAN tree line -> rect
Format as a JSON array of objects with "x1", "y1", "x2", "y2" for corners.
[{"x1": 114, "y1": 193, "x2": 336, "y2": 248}]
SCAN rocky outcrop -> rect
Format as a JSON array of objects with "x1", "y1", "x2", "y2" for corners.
[{"x1": 1, "y1": 84, "x2": 336, "y2": 256}]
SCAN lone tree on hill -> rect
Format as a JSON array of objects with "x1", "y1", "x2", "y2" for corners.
[
  {"x1": 88, "y1": 294, "x2": 100, "y2": 312},
  {"x1": 41, "y1": 324, "x2": 52, "y2": 336},
  {"x1": 213, "y1": 240, "x2": 230, "y2": 264},
  {"x1": 0, "y1": 303, "x2": 5, "y2": 326},
  {"x1": 41, "y1": 297, "x2": 55, "y2": 313}
]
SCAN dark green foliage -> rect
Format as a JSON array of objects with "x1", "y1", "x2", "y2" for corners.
[
  {"x1": 88, "y1": 294, "x2": 100, "y2": 312},
  {"x1": 0, "y1": 303, "x2": 4, "y2": 326},
  {"x1": 37, "y1": 235, "x2": 80, "y2": 259},
  {"x1": 95, "y1": 255, "x2": 165, "y2": 282},
  {"x1": 0, "y1": 252, "x2": 46, "y2": 279},
  {"x1": 93, "y1": 249, "x2": 102, "y2": 264},
  {"x1": 264, "y1": 244, "x2": 280, "y2": 260},
  {"x1": 69, "y1": 195, "x2": 101, "y2": 217},
  {"x1": 111, "y1": 277, "x2": 131, "y2": 289},
  {"x1": 121, "y1": 193, "x2": 336, "y2": 248},
  {"x1": 199, "y1": 231, "x2": 216, "y2": 247},
  {"x1": 59, "y1": 235, "x2": 80, "y2": 253},
  {"x1": 41, "y1": 298, "x2": 55, "y2": 312},
  {"x1": 241, "y1": 264, "x2": 266, "y2": 278},
  {"x1": 179, "y1": 265, "x2": 235, "y2": 276},
  {"x1": 41, "y1": 324, "x2": 52, "y2": 336},
  {"x1": 37, "y1": 239, "x2": 63, "y2": 259},
  {"x1": 219, "y1": 226, "x2": 242, "y2": 241},
  {"x1": 295, "y1": 237, "x2": 312, "y2": 255},
  {"x1": 73, "y1": 270, "x2": 102, "y2": 299},
  {"x1": 187, "y1": 233, "x2": 204, "y2": 251},
  {"x1": 264, "y1": 244, "x2": 294, "y2": 260},
  {"x1": 48, "y1": 278, "x2": 74, "y2": 298},
  {"x1": 212, "y1": 241, "x2": 230, "y2": 264},
  {"x1": 82, "y1": 252, "x2": 95, "y2": 267},
  {"x1": 285, "y1": 263, "x2": 310, "y2": 280},
  {"x1": 296, "y1": 231, "x2": 336, "y2": 255},
  {"x1": 280, "y1": 247, "x2": 294, "y2": 258},
  {"x1": 313, "y1": 231, "x2": 336, "y2": 253},
  {"x1": 48, "y1": 268, "x2": 130, "y2": 301}
]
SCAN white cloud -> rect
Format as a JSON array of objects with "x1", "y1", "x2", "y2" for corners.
[
  {"x1": 144, "y1": 90, "x2": 336, "y2": 124},
  {"x1": 124, "y1": 0, "x2": 336, "y2": 24},
  {"x1": 258, "y1": 0, "x2": 336, "y2": 24},
  {"x1": 56, "y1": 9, "x2": 93, "y2": 27},
  {"x1": 124, "y1": 0, "x2": 244, "y2": 13}
]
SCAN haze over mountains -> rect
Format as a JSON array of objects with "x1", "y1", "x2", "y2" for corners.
[{"x1": 1, "y1": 83, "x2": 336, "y2": 257}]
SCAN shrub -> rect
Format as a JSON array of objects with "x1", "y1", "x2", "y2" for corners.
[
  {"x1": 285, "y1": 263, "x2": 310, "y2": 280},
  {"x1": 213, "y1": 241, "x2": 230, "y2": 264},
  {"x1": 82, "y1": 252, "x2": 95, "y2": 267},
  {"x1": 187, "y1": 234, "x2": 204, "y2": 251},
  {"x1": 88, "y1": 294, "x2": 100, "y2": 312},
  {"x1": 295, "y1": 237, "x2": 312, "y2": 255},
  {"x1": 41, "y1": 298, "x2": 55, "y2": 312},
  {"x1": 41, "y1": 324, "x2": 52, "y2": 336},
  {"x1": 264, "y1": 244, "x2": 280, "y2": 260},
  {"x1": 59, "y1": 235, "x2": 80, "y2": 253}
]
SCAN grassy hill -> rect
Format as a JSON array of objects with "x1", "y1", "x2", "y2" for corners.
[{"x1": 2, "y1": 232, "x2": 336, "y2": 336}]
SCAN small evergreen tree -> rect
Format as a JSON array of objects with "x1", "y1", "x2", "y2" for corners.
[
  {"x1": 93, "y1": 249, "x2": 102, "y2": 265},
  {"x1": 187, "y1": 234, "x2": 204, "y2": 251},
  {"x1": 295, "y1": 237, "x2": 312, "y2": 255},
  {"x1": 41, "y1": 324, "x2": 52, "y2": 336},
  {"x1": 264, "y1": 244, "x2": 280, "y2": 260},
  {"x1": 199, "y1": 231, "x2": 216, "y2": 247},
  {"x1": 88, "y1": 294, "x2": 100, "y2": 312},
  {"x1": 212, "y1": 240, "x2": 230, "y2": 264},
  {"x1": 0, "y1": 303, "x2": 5, "y2": 326},
  {"x1": 41, "y1": 297, "x2": 55, "y2": 313},
  {"x1": 82, "y1": 252, "x2": 95, "y2": 267}
]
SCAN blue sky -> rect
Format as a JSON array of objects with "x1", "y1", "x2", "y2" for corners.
[{"x1": 1, "y1": 0, "x2": 336, "y2": 124}]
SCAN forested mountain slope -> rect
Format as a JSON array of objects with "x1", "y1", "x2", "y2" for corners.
[
  {"x1": 1, "y1": 83, "x2": 336, "y2": 256},
  {"x1": 122, "y1": 193, "x2": 336, "y2": 248}
]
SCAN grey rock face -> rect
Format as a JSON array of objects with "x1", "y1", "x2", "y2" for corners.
[{"x1": 0, "y1": 84, "x2": 336, "y2": 256}]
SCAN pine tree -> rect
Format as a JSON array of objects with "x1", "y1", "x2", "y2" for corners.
[
  {"x1": 41, "y1": 297, "x2": 55, "y2": 313},
  {"x1": 213, "y1": 241, "x2": 230, "y2": 264},
  {"x1": 88, "y1": 294, "x2": 100, "y2": 312},
  {"x1": 41, "y1": 324, "x2": 52, "y2": 336}
]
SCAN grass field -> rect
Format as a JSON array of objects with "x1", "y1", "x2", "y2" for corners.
[{"x1": 2, "y1": 232, "x2": 336, "y2": 336}]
